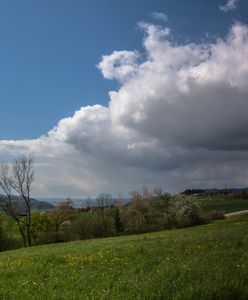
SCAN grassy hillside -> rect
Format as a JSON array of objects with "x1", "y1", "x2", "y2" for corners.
[
  {"x1": 0, "y1": 214, "x2": 247, "y2": 299},
  {"x1": 199, "y1": 196, "x2": 248, "y2": 213}
]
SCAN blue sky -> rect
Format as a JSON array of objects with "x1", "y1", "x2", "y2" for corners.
[
  {"x1": 0, "y1": 0, "x2": 247, "y2": 140},
  {"x1": 0, "y1": 0, "x2": 248, "y2": 197}
]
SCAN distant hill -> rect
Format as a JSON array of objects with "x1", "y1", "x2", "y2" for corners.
[
  {"x1": 0, "y1": 195, "x2": 55, "y2": 212},
  {"x1": 37, "y1": 197, "x2": 130, "y2": 208},
  {"x1": 37, "y1": 198, "x2": 92, "y2": 208}
]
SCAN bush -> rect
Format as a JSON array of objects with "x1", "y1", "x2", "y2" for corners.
[
  {"x1": 30, "y1": 212, "x2": 52, "y2": 244},
  {"x1": 71, "y1": 215, "x2": 95, "y2": 240},
  {"x1": 163, "y1": 195, "x2": 202, "y2": 228},
  {"x1": 201, "y1": 210, "x2": 225, "y2": 222},
  {"x1": 71, "y1": 213, "x2": 116, "y2": 240},
  {"x1": 38, "y1": 231, "x2": 66, "y2": 244},
  {"x1": 0, "y1": 223, "x2": 7, "y2": 251},
  {"x1": 91, "y1": 214, "x2": 116, "y2": 238},
  {"x1": 4, "y1": 237, "x2": 24, "y2": 250},
  {"x1": 0, "y1": 216, "x2": 23, "y2": 251},
  {"x1": 0, "y1": 221, "x2": 21, "y2": 251}
]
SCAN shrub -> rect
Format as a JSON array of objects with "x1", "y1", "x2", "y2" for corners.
[
  {"x1": 0, "y1": 222, "x2": 6, "y2": 251},
  {"x1": 71, "y1": 215, "x2": 95, "y2": 240},
  {"x1": 0, "y1": 220, "x2": 20, "y2": 251},
  {"x1": 71, "y1": 213, "x2": 116, "y2": 240},
  {"x1": 174, "y1": 195, "x2": 201, "y2": 227},
  {"x1": 39, "y1": 231, "x2": 66, "y2": 244},
  {"x1": 30, "y1": 212, "x2": 52, "y2": 244},
  {"x1": 201, "y1": 210, "x2": 225, "y2": 222}
]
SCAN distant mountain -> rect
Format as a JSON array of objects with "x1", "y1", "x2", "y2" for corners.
[{"x1": 0, "y1": 195, "x2": 55, "y2": 212}]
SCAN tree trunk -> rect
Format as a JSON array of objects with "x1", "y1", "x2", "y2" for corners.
[
  {"x1": 16, "y1": 219, "x2": 27, "y2": 247},
  {"x1": 26, "y1": 209, "x2": 32, "y2": 247}
]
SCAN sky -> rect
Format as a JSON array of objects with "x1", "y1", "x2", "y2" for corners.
[{"x1": 0, "y1": 0, "x2": 248, "y2": 197}]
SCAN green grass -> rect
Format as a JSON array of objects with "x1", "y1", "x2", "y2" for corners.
[
  {"x1": 0, "y1": 214, "x2": 248, "y2": 299},
  {"x1": 152, "y1": 195, "x2": 248, "y2": 215},
  {"x1": 199, "y1": 196, "x2": 248, "y2": 213}
]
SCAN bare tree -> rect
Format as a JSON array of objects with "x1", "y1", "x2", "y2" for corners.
[
  {"x1": 96, "y1": 193, "x2": 115, "y2": 211},
  {"x1": 129, "y1": 189, "x2": 153, "y2": 227},
  {"x1": 0, "y1": 154, "x2": 34, "y2": 247}
]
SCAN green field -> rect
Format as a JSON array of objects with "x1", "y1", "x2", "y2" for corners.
[
  {"x1": 0, "y1": 214, "x2": 247, "y2": 299},
  {"x1": 199, "y1": 196, "x2": 248, "y2": 213}
]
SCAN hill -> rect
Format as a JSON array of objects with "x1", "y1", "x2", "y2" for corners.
[
  {"x1": 0, "y1": 195, "x2": 54, "y2": 212},
  {"x1": 200, "y1": 195, "x2": 248, "y2": 213},
  {"x1": 37, "y1": 197, "x2": 92, "y2": 208},
  {"x1": 0, "y1": 213, "x2": 247, "y2": 299}
]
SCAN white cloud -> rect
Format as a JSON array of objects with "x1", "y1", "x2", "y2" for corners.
[
  {"x1": 97, "y1": 51, "x2": 139, "y2": 82},
  {"x1": 1, "y1": 21, "x2": 248, "y2": 197},
  {"x1": 220, "y1": 0, "x2": 238, "y2": 12},
  {"x1": 150, "y1": 12, "x2": 168, "y2": 22}
]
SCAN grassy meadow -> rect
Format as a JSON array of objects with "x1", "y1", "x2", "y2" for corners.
[
  {"x1": 0, "y1": 213, "x2": 247, "y2": 299},
  {"x1": 199, "y1": 196, "x2": 248, "y2": 213}
]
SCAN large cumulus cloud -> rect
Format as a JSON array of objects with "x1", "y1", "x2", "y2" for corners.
[
  {"x1": 108, "y1": 23, "x2": 248, "y2": 151},
  {"x1": 1, "y1": 21, "x2": 248, "y2": 197}
]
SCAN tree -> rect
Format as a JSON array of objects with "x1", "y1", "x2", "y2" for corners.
[
  {"x1": 30, "y1": 212, "x2": 52, "y2": 244},
  {"x1": 124, "y1": 189, "x2": 154, "y2": 233},
  {"x1": 96, "y1": 193, "x2": 114, "y2": 211},
  {"x1": 173, "y1": 195, "x2": 201, "y2": 227},
  {"x1": 114, "y1": 207, "x2": 124, "y2": 234},
  {"x1": 50, "y1": 199, "x2": 74, "y2": 232},
  {"x1": 0, "y1": 154, "x2": 34, "y2": 247}
]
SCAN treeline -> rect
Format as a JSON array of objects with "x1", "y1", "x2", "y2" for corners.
[
  {"x1": 0, "y1": 188, "x2": 225, "y2": 251},
  {"x1": 182, "y1": 188, "x2": 248, "y2": 198}
]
